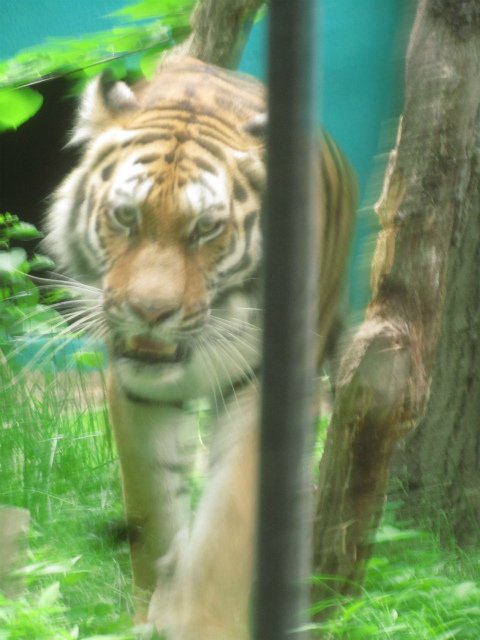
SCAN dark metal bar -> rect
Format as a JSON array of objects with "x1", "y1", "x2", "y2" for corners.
[{"x1": 254, "y1": 1, "x2": 318, "y2": 639}]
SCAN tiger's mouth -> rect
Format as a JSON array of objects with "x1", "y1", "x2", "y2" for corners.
[{"x1": 115, "y1": 336, "x2": 191, "y2": 365}]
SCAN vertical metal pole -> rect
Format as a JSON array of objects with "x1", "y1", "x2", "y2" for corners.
[{"x1": 254, "y1": 1, "x2": 318, "y2": 639}]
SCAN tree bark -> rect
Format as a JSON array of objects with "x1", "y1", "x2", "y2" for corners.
[
  {"x1": 312, "y1": 0, "x2": 480, "y2": 615},
  {"x1": 399, "y1": 119, "x2": 480, "y2": 546},
  {"x1": 162, "y1": 0, "x2": 264, "y2": 69}
]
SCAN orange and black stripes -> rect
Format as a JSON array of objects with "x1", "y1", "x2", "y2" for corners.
[{"x1": 45, "y1": 58, "x2": 356, "y2": 366}]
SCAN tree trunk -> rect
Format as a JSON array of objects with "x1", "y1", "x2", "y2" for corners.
[
  {"x1": 312, "y1": 0, "x2": 480, "y2": 615},
  {"x1": 398, "y1": 128, "x2": 480, "y2": 546}
]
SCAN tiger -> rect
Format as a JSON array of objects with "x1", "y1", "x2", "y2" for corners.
[{"x1": 44, "y1": 57, "x2": 356, "y2": 639}]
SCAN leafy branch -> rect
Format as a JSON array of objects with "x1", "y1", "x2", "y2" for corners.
[
  {"x1": 0, "y1": 213, "x2": 63, "y2": 341},
  {"x1": 0, "y1": 0, "x2": 196, "y2": 130}
]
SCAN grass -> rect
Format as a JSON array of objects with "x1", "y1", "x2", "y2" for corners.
[
  {"x1": 1, "y1": 355, "x2": 479, "y2": 639},
  {"x1": 311, "y1": 514, "x2": 480, "y2": 639},
  {"x1": 0, "y1": 360, "x2": 136, "y2": 639}
]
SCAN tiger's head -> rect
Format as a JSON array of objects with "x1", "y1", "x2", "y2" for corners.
[{"x1": 45, "y1": 59, "x2": 266, "y2": 402}]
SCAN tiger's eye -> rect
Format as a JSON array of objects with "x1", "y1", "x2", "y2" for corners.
[
  {"x1": 198, "y1": 218, "x2": 221, "y2": 235},
  {"x1": 109, "y1": 205, "x2": 138, "y2": 231},
  {"x1": 191, "y1": 217, "x2": 226, "y2": 244}
]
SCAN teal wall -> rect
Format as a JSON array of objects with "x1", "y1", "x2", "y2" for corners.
[
  {"x1": 239, "y1": 2, "x2": 408, "y2": 309},
  {"x1": 1, "y1": 1, "x2": 133, "y2": 58},
  {"x1": 1, "y1": 0, "x2": 410, "y2": 309}
]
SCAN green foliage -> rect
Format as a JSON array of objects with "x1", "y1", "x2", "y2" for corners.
[
  {"x1": 0, "y1": 212, "x2": 99, "y2": 375},
  {"x1": 0, "y1": 588, "x2": 74, "y2": 640},
  {"x1": 0, "y1": 0, "x2": 266, "y2": 129},
  {"x1": 0, "y1": 572, "x2": 138, "y2": 639},
  {"x1": 254, "y1": 3, "x2": 268, "y2": 23},
  {"x1": 113, "y1": 0, "x2": 195, "y2": 21},
  {"x1": 0, "y1": 0, "x2": 195, "y2": 130},
  {"x1": 0, "y1": 88, "x2": 43, "y2": 131},
  {"x1": 1, "y1": 357, "x2": 479, "y2": 639},
  {"x1": 0, "y1": 212, "x2": 61, "y2": 342},
  {"x1": 73, "y1": 351, "x2": 105, "y2": 370},
  {"x1": 310, "y1": 506, "x2": 480, "y2": 639},
  {"x1": 0, "y1": 0, "x2": 265, "y2": 127},
  {"x1": 0, "y1": 26, "x2": 171, "y2": 91},
  {"x1": 0, "y1": 360, "x2": 163, "y2": 638}
]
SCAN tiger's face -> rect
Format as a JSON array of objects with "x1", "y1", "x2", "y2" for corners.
[{"x1": 46, "y1": 60, "x2": 266, "y2": 402}]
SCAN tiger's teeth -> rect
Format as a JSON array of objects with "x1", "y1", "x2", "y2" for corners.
[
  {"x1": 152, "y1": 344, "x2": 177, "y2": 358},
  {"x1": 127, "y1": 337, "x2": 178, "y2": 356},
  {"x1": 126, "y1": 336, "x2": 177, "y2": 357}
]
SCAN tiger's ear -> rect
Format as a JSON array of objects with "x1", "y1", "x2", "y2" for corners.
[
  {"x1": 69, "y1": 73, "x2": 139, "y2": 146},
  {"x1": 236, "y1": 112, "x2": 267, "y2": 191},
  {"x1": 242, "y1": 112, "x2": 267, "y2": 140},
  {"x1": 234, "y1": 149, "x2": 266, "y2": 193}
]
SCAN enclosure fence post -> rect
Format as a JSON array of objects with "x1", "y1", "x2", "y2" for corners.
[{"x1": 254, "y1": 1, "x2": 319, "y2": 639}]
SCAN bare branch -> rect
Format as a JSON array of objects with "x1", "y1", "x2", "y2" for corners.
[{"x1": 162, "y1": 0, "x2": 264, "y2": 68}]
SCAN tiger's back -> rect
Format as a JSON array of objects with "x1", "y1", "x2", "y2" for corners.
[{"x1": 45, "y1": 57, "x2": 356, "y2": 638}]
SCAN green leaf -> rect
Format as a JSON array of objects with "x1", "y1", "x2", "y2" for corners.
[
  {"x1": 6, "y1": 221, "x2": 43, "y2": 240},
  {"x1": 140, "y1": 47, "x2": 164, "y2": 79},
  {"x1": 61, "y1": 570, "x2": 90, "y2": 586},
  {"x1": 5, "y1": 277, "x2": 40, "y2": 308},
  {"x1": 374, "y1": 524, "x2": 425, "y2": 543},
  {"x1": 9, "y1": 304, "x2": 66, "y2": 336},
  {"x1": 28, "y1": 254, "x2": 55, "y2": 272},
  {"x1": 36, "y1": 581, "x2": 61, "y2": 608},
  {"x1": 42, "y1": 287, "x2": 71, "y2": 305},
  {"x1": 93, "y1": 602, "x2": 114, "y2": 617},
  {"x1": 452, "y1": 581, "x2": 479, "y2": 599},
  {"x1": 255, "y1": 3, "x2": 268, "y2": 23},
  {"x1": 342, "y1": 599, "x2": 367, "y2": 622},
  {"x1": 74, "y1": 350, "x2": 105, "y2": 369},
  {"x1": 17, "y1": 556, "x2": 81, "y2": 577},
  {"x1": 113, "y1": 0, "x2": 194, "y2": 21},
  {"x1": 0, "y1": 87, "x2": 43, "y2": 131},
  {"x1": 0, "y1": 248, "x2": 27, "y2": 274}
]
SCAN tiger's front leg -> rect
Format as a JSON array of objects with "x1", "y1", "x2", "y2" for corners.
[
  {"x1": 107, "y1": 370, "x2": 197, "y2": 620},
  {"x1": 149, "y1": 387, "x2": 258, "y2": 639}
]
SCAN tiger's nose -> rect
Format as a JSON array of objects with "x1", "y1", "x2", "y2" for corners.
[{"x1": 129, "y1": 301, "x2": 180, "y2": 326}]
